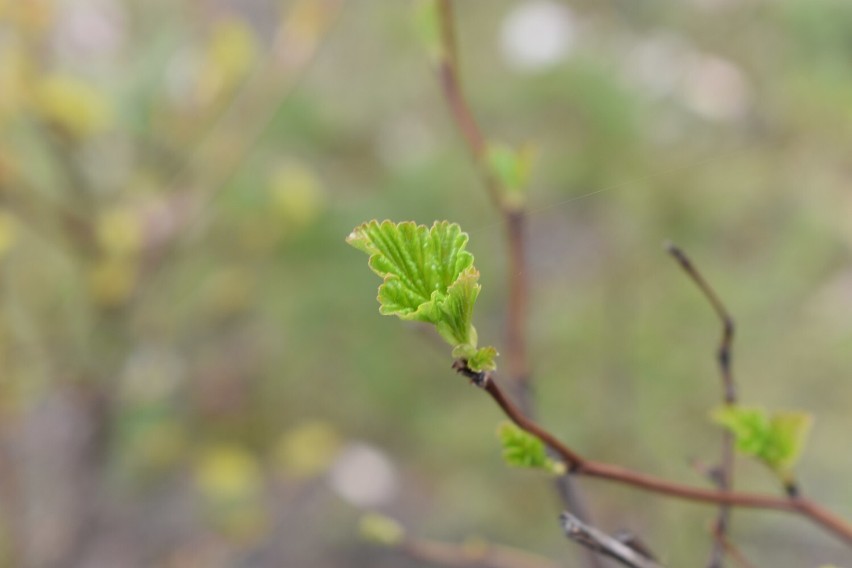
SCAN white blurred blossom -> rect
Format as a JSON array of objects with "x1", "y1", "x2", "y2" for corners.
[
  {"x1": 623, "y1": 33, "x2": 694, "y2": 99},
  {"x1": 681, "y1": 54, "x2": 750, "y2": 121},
  {"x1": 500, "y1": 1, "x2": 576, "y2": 71},
  {"x1": 327, "y1": 442, "x2": 398, "y2": 508},
  {"x1": 53, "y1": 0, "x2": 126, "y2": 64},
  {"x1": 624, "y1": 32, "x2": 751, "y2": 121}
]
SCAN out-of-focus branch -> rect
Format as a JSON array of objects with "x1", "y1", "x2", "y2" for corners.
[
  {"x1": 451, "y1": 361, "x2": 852, "y2": 545},
  {"x1": 434, "y1": 0, "x2": 530, "y2": 401},
  {"x1": 137, "y1": 0, "x2": 345, "y2": 290},
  {"x1": 666, "y1": 243, "x2": 736, "y2": 568},
  {"x1": 432, "y1": 5, "x2": 601, "y2": 564},
  {"x1": 559, "y1": 513, "x2": 663, "y2": 568}
]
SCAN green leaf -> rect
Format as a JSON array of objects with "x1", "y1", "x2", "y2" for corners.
[
  {"x1": 485, "y1": 142, "x2": 535, "y2": 208},
  {"x1": 766, "y1": 411, "x2": 813, "y2": 473},
  {"x1": 347, "y1": 220, "x2": 497, "y2": 367},
  {"x1": 497, "y1": 422, "x2": 564, "y2": 474},
  {"x1": 711, "y1": 405, "x2": 813, "y2": 481}
]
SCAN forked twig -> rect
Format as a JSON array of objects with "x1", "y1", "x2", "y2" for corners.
[
  {"x1": 666, "y1": 242, "x2": 736, "y2": 567},
  {"x1": 560, "y1": 513, "x2": 664, "y2": 568}
]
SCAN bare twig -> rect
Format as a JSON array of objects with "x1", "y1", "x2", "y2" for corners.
[
  {"x1": 712, "y1": 527, "x2": 757, "y2": 568},
  {"x1": 559, "y1": 513, "x2": 664, "y2": 568},
  {"x1": 452, "y1": 361, "x2": 852, "y2": 545},
  {"x1": 666, "y1": 242, "x2": 736, "y2": 567}
]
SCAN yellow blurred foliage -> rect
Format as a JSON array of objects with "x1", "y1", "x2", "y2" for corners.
[
  {"x1": 273, "y1": 420, "x2": 340, "y2": 479},
  {"x1": 358, "y1": 513, "x2": 405, "y2": 546},
  {"x1": 0, "y1": 44, "x2": 30, "y2": 124},
  {"x1": 33, "y1": 74, "x2": 112, "y2": 137},
  {"x1": 197, "y1": 19, "x2": 258, "y2": 103},
  {"x1": 88, "y1": 257, "x2": 137, "y2": 306},
  {"x1": 0, "y1": 210, "x2": 18, "y2": 259},
  {"x1": 194, "y1": 444, "x2": 263, "y2": 503},
  {"x1": 268, "y1": 161, "x2": 325, "y2": 232},
  {"x1": 96, "y1": 207, "x2": 144, "y2": 257}
]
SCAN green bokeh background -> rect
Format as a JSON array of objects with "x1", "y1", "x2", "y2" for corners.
[{"x1": 1, "y1": 0, "x2": 851, "y2": 566}]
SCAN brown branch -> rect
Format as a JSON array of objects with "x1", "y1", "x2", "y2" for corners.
[
  {"x1": 452, "y1": 361, "x2": 852, "y2": 545},
  {"x1": 560, "y1": 513, "x2": 664, "y2": 568},
  {"x1": 434, "y1": 0, "x2": 530, "y2": 419},
  {"x1": 666, "y1": 243, "x2": 736, "y2": 567}
]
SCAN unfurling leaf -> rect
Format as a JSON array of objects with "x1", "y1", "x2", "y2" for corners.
[
  {"x1": 497, "y1": 422, "x2": 565, "y2": 474},
  {"x1": 711, "y1": 405, "x2": 813, "y2": 482},
  {"x1": 453, "y1": 344, "x2": 498, "y2": 373},
  {"x1": 347, "y1": 220, "x2": 497, "y2": 368}
]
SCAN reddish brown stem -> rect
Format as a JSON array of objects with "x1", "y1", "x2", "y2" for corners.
[
  {"x1": 436, "y1": 0, "x2": 531, "y2": 418},
  {"x1": 454, "y1": 364, "x2": 852, "y2": 545},
  {"x1": 435, "y1": 5, "x2": 603, "y2": 567}
]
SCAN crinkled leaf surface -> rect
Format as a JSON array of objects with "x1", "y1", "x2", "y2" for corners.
[
  {"x1": 347, "y1": 221, "x2": 496, "y2": 363},
  {"x1": 497, "y1": 422, "x2": 563, "y2": 474},
  {"x1": 712, "y1": 405, "x2": 812, "y2": 479}
]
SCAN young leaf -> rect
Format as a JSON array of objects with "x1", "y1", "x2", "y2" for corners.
[
  {"x1": 497, "y1": 422, "x2": 564, "y2": 474},
  {"x1": 711, "y1": 405, "x2": 813, "y2": 482},
  {"x1": 347, "y1": 220, "x2": 497, "y2": 368},
  {"x1": 765, "y1": 411, "x2": 813, "y2": 474}
]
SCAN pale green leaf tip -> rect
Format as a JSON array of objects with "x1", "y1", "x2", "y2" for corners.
[{"x1": 710, "y1": 404, "x2": 814, "y2": 477}]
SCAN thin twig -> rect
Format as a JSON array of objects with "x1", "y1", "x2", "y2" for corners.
[
  {"x1": 665, "y1": 242, "x2": 736, "y2": 567},
  {"x1": 452, "y1": 361, "x2": 852, "y2": 545},
  {"x1": 712, "y1": 526, "x2": 757, "y2": 568},
  {"x1": 559, "y1": 513, "x2": 664, "y2": 568},
  {"x1": 435, "y1": 0, "x2": 530, "y2": 401}
]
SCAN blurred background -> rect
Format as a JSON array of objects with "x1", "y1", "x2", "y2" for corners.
[{"x1": 1, "y1": 0, "x2": 851, "y2": 566}]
